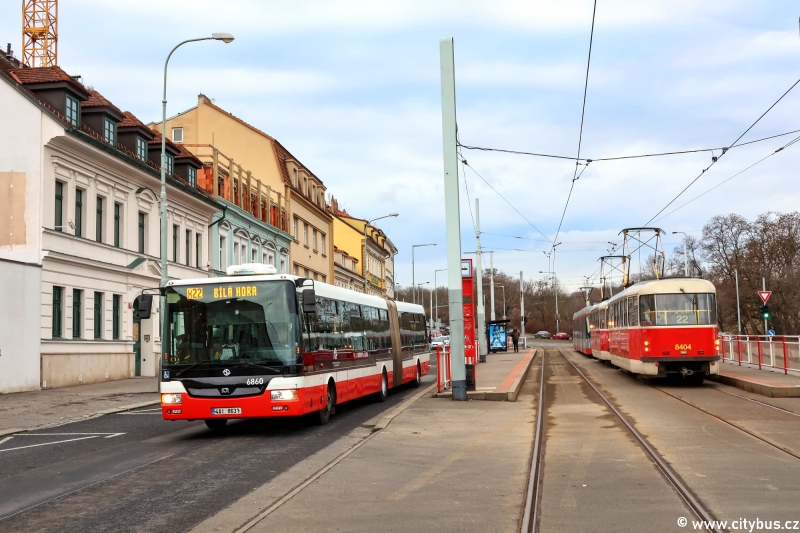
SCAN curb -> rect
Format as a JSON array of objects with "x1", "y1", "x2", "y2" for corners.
[
  {"x1": 0, "y1": 400, "x2": 160, "y2": 435},
  {"x1": 506, "y1": 348, "x2": 537, "y2": 401},
  {"x1": 712, "y1": 372, "x2": 800, "y2": 398},
  {"x1": 373, "y1": 383, "x2": 436, "y2": 431},
  {"x1": 434, "y1": 349, "x2": 537, "y2": 402}
]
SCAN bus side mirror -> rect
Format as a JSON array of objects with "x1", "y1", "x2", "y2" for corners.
[
  {"x1": 139, "y1": 294, "x2": 153, "y2": 319},
  {"x1": 302, "y1": 289, "x2": 316, "y2": 314}
]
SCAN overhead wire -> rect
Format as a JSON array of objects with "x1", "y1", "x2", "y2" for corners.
[
  {"x1": 643, "y1": 77, "x2": 800, "y2": 226},
  {"x1": 552, "y1": 0, "x2": 598, "y2": 249}
]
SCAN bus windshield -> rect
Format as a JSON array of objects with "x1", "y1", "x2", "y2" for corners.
[
  {"x1": 164, "y1": 281, "x2": 301, "y2": 371},
  {"x1": 640, "y1": 293, "x2": 717, "y2": 326}
]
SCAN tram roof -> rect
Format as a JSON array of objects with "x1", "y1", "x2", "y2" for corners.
[{"x1": 605, "y1": 277, "x2": 716, "y2": 305}]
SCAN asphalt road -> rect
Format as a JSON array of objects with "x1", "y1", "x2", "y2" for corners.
[{"x1": 0, "y1": 373, "x2": 435, "y2": 533}]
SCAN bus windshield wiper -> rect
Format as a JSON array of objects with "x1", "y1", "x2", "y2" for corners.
[
  {"x1": 230, "y1": 361, "x2": 283, "y2": 374},
  {"x1": 175, "y1": 360, "x2": 225, "y2": 377}
]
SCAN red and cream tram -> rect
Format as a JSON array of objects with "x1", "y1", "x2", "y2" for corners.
[
  {"x1": 572, "y1": 304, "x2": 595, "y2": 355},
  {"x1": 602, "y1": 278, "x2": 719, "y2": 383},
  {"x1": 156, "y1": 264, "x2": 430, "y2": 429},
  {"x1": 588, "y1": 300, "x2": 611, "y2": 361}
]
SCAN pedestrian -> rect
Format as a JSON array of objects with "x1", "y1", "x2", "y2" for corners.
[{"x1": 510, "y1": 327, "x2": 520, "y2": 353}]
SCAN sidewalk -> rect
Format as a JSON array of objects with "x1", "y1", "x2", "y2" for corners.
[
  {"x1": 0, "y1": 377, "x2": 159, "y2": 435},
  {"x1": 713, "y1": 361, "x2": 800, "y2": 398},
  {"x1": 191, "y1": 367, "x2": 539, "y2": 533},
  {"x1": 434, "y1": 347, "x2": 537, "y2": 401}
]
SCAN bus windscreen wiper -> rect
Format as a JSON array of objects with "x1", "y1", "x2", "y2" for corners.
[
  {"x1": 230, "y1": 361, "x2": 283, "y2": 374},
  {"x1": 175, "y1": 360, "x2": 225, "y2": 377}
]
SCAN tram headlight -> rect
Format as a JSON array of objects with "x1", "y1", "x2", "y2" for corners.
[
  {"x1": 161, "y1": 393, "x2": 182, "y2": 404},
  {"x1": 271, "y1": 389, "x2": 299, "y2": 401}
]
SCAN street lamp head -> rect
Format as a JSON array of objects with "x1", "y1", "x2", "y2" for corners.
[
  {"x1": 389, "y1": 213, "x2": 399, "y2": 217},
  {"x1": 212, "y1": 33, "x2": 235, "y2": 43}
]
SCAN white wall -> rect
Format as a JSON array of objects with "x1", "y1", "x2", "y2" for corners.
[{"x1": 0, "y1": 261, "x2": 41, "y2": 393}]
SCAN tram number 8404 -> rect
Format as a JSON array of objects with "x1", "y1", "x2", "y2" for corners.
[{"x1": 675, "y1": 344, "x2": 692, "y2": 351}]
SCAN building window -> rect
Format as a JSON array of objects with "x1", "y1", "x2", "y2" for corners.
[
  {"x1": 321, "y1": 233, "x2": 326, "y2": 254},
  {"x1": 303, "y1": 223, "x2": 308, "y2": 246},
  {"x1": 266, "y1": 246, "x2": 275, "y2": 266},
  {"x1": 292, "y1": 218, "x2": 297, "y2": 239},
  {"x1": 138, "y1": 212, "x2": 146, "y2": 254},
  {"x1": 55, "y1": 181, "x2": 64, "y2": 231},
  {"x1": 114, "y1": 203, "x2": 121, "y2": 247},
  {"x1": 188, "y1": 167, "x2": 197, "y2": 187},
  {"x1": 233, "y1": 242, "x2": 239, "y2": 265},
  {"x1": 292, "y1": 168, "x2": 298, "y2": 187},
  {"x1": 172, "y1": 225, "x2": 179, "y2": 263},
  {"x1": 219, "y1": 235, "x2": 228, "y2": 269},
  {"x1": 96, "y1": 196, "x2": 104, "y2": 242},
  {"x1": 52, "y1": 286, "x2": 63, "y2": 338},
  {"x1": 112, "y1": 294, "x2": 120, "y2": 340},
  {"x1": 195, "y1": 233, "x2": 201, "y2": 268},
  {"x1": 280, "y1": 256, "x2": 286, "y2": 274},
  {"x1": 293, "y1": 264, "x2": 298, "y2": 276},
  {"x1": 72, "y1": 289, "x2": 82, "y2": 339},
  {"x1": 136, "y1": 137, "x2": 147, "y2": 160},
  {"x1": 165, "y1": 154, "x2": 174, "y2": 175},
  {"x1": 66, "y1": 94, "x2": 80, "y2": 126},
  {"x1": 103, "y1": 117, "x2": 116, "y2": 145},
  {"x1": 75, "y1": 189, "x2": 84, "y2": 237},
  {"x1": 185, "y1": 230, "x2": 191, "y2": 266},
  {"x1": 304, "y1": 268, "x2": 309, "y2": 278},
  {"x1": 93, "y1": 292, "x2": 103, "y2": 339},
  {"x1": 172, "y1": 128, "x2": 183, "y2": 142},
  {"x1": 321, "y1": 274, "x2": 326, "y2": 283},
  {"x1": 251, "y1": 248, "x2": 257, "y2": 263},
  {"x1": 312, "y1": 229, "x2": 318, "y2": 251}
]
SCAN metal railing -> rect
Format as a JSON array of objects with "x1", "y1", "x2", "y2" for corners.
[
  {"x1": 719, "y1": 334, "x2": 800, "y2": 376},
  {"x1": 436, "y1": 345, "x2": 452, "y2": 392}
]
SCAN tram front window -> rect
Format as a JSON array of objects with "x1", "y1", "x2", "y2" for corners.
[
  {"x1": 653, "y1": 293, "x2": 717, "y2": 326},
  {"x1": 164, "y1": 281, "x2": 302, "y2": 372}
]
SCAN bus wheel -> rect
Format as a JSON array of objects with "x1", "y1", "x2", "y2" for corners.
[
  {"x1": 378, "y1": 370, "x2": 389, "y2": 402},
  {"x1": 205, "y1": 419, "x2": 227, "y2": 430},
  {"x1": 318, "y1": 382, "x2": 335, "y2": 425},
  {"x1": 412, "y1": 362, "x2": 421, "y2": 388}
]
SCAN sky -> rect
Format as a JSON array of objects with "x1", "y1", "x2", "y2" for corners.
[{"x1": 3, "y1": 0, "x2": 799, "y2": 294}]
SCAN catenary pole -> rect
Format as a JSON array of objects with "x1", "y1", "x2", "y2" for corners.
[
  {"x1": 439, "y1": 37, "x2": 466, "y2": 400},
  {"x1": 475, "y1": 199, "x2": 486, "y2": 363},
  {"x1": 520, "y1": 270, "x2": 525, "y2": 349},
  {"x1": 735, "y1": 268, "x2": 742, "y2": 334},
  {"x1": 490, "y1": 252, "x2": 496, "y2": 321},
  {"x1": 763, "y1": 277, "x2": 768, "y2": 334}
]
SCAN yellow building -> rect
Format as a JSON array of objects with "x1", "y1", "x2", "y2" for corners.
[
  {"x1": 154, "y1": 95, "x2": 333, "y2": 281},
  {"x1": 330, "y1": 198, "x2": 392, "y2": 298}
]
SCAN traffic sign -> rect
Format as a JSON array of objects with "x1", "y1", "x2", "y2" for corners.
[
  {"x1": 768, "y1": 329, "x2": 776, "y2": 336},
  {"x1": 758, "y1": 291, "x2": 772, "y2": 304}
]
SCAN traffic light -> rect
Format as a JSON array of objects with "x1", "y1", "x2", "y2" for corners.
[{"x1": 760, "y1": 305, "x2": 770, "y2": 320}]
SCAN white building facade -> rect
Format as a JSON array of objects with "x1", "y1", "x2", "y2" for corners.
[{"x1": 0, "y1": 61, "x2": 220, "y2": 392}]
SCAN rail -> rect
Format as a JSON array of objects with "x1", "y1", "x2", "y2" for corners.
[
  {"x1": 436, "y1": 345, "x2": 451, "y2": 392},
  {"x1": 719, "y1": 334, "x2": 800, "y2": 376}
]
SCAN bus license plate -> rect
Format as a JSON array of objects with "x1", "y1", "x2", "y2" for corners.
[{"x1": 211, "y1": 407, "x2": 242, "y2": 415}]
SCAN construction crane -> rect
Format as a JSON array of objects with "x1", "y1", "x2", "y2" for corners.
[{"x1": 22, "y1": 0, "x2": 58, "y2": 67}]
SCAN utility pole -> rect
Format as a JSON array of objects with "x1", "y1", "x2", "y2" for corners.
[
  {"x1": 520, "y1": 271, "x2": 525, "y2": 349},
  {"x1": 490, "y1": 252, "x2": 496, "y2": 321},
  {"x1": 475, "y1": 199, "x2": 486, "y2": 363},
  {"x1": 555, "y1": 275, "x2": 559, "y2": 333},
  {"x1": 735, "y1": 268, "x2": 741, "y2": 334},
  {"x1": 439, "y1": 37, "x2": 466, "y2": 401},
  {"x1": 763, "y1": 277, "x2": 768, "y2": 334}
]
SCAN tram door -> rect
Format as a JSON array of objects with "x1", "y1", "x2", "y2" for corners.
[{"x1": 133, "y1": 297, "x2": 141, "y2": 376}]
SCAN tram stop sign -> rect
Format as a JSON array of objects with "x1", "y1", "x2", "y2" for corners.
[{"x1": 758, "y1": 291, "x2": 772, "y2": 304}]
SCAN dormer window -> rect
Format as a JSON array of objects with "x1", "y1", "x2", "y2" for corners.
[
  {"x1": 66, "y1": 94, "x2": 80, "y2": 126},
  {"x1": 165, "y1": 154, "x2": 174, "y2": 174},
  {"x1": 292, "y1": 169, "x2": 298, "y2": 187},
  {"x1": 172, "y1": 128, "x2": 183, "y2": 142},
  {"x1": 188, "y1": 167, "x2": 197, "y2": 187},
  {"x1": 103, "y1": 117, "x2": 116, "y2": 144},
  {"x1": 136, "y1": 137, "x2": 147, "y2": 160}
]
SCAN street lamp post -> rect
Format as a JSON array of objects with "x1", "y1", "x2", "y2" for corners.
[
  {"x1": 434, "y1": 268, "x2": 447, "y2": 330},
  {"x1": 672, "y1": 231, "x2": 689, "y2": 276},
  {"x1": 417, "y1": 282, "x2": 430, "y2": 321},
  {"x1": 412, "y1": 243, "x2": 436, "y2": 304},
  {"x1": 159, "y1": 33, "x2": 233, "y2": 384},
  {"x1": 540, "y1": 270, "x2": 558, "y2": 332},
  {"x1": 363, "y1": 213, "x2": 398, "y2": 294}
]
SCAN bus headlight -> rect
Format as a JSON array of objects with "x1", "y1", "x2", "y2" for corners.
[
  {"x1": 161, "y1": 393, "x2": 182, "y2": 404},
  {"x1": 271, "y1": 389, "x2": 299, "y2": 401}
]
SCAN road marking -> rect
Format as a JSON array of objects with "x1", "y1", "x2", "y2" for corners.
[
  {"x1": 0, "y1": 436, "x2": 98, "y2": 453},
  {"x1": 118, "y1": 408, "x2": 161, "y2": 415},
  {"x1": 0, "y1": 437, "x2": 12, "y2": 446},
  {"x1": 18, "y1": 432, "x2": 126, "y2": 436}
]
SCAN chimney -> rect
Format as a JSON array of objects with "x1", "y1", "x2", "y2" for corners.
[{"x1": 5, "y1": 43, "x2": 12, "y2": 61}]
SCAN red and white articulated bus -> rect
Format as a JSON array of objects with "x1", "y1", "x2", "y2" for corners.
[
  {"x1": 574, "y1": 277, "x2": 719, "y2": 384},
  {"x1": 158, "y1": 264, "x2": 431, "y2": 429}
]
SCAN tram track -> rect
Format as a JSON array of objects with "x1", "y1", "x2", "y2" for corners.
[{"x1": 521, "y1": 348, "x2": 723, "y2": 533}]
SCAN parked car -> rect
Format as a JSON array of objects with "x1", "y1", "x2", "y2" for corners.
[
  {"x1": 431, "y1": 335, "x2": 450, "y2": 348},
  {"x1": 534, "y1": 331, "x2": 551, "y2": 339},
  {"x1": 552, "y1": 332, "x2": 570, "y2": 340}
]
